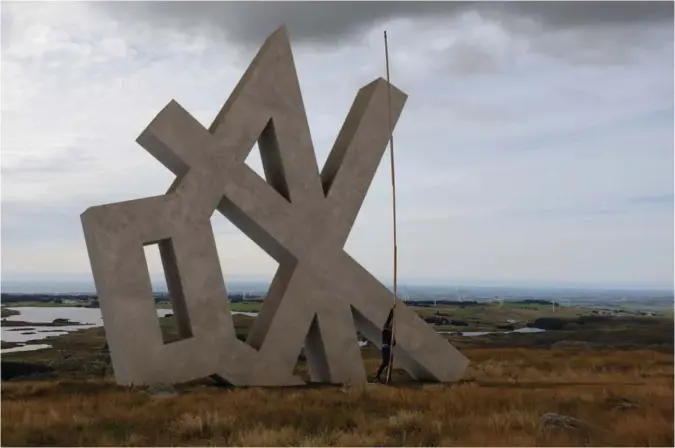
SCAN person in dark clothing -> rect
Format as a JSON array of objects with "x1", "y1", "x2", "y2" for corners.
[{"x1": 374, "y1": 308, "x2": 396, "y2": 383}]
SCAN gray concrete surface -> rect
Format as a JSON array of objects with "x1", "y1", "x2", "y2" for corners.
[{"x1": 81, "y1": 26, "x2": 469, "y2": 387}]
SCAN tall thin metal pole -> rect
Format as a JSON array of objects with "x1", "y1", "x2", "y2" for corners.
[{"x1": 384, "y1": 30, "x2": 399, "y2": 386}]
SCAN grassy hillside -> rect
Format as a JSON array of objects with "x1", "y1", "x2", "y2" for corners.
[{"x1": 1, "y1": 303, "x2": 673, "y2": 446}]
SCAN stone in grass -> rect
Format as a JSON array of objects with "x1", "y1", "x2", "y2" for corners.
[
  {"x1": 539, "y1": 413, "x2": 599, "y2": 438},
  {"x1": 146, "y1": 382, "x2": 179, "y2": 398},
  {"x1": 604, "y1": 396, "x2": 638, "y2": 411}
]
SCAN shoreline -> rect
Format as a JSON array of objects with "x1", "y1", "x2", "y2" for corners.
[{"x1": 2, "y1": 300, "x2": 672, "y2": 357}]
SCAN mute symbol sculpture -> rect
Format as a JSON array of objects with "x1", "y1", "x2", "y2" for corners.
[{"x1": 81, "y1": 26, "x2": 469, "y2": 386}]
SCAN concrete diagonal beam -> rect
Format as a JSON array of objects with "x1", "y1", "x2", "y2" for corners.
[{"x1": 81, "y1": 25, "x2": 469, "y2": 387}]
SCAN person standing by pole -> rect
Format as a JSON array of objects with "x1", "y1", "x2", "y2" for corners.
[{"x1": 374, "y1": 307, "x2": 396, "y2": 383}]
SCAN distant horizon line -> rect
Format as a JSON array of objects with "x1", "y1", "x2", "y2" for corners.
[{"x1": 1, "y1": 276, "x2": 672, "y2": 294}]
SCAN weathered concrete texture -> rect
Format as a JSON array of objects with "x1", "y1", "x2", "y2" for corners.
[{"x1": 81, "y1": 26, "x2": 469, "y2": 387}]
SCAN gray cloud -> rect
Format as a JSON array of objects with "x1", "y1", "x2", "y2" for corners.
[
  {"x1": 92, "y1": 1, "x2": 673, "y2": 48},
  {"x1": 443, "y1": 40, "x2": 501, "y2": 76},
  {"x1": 86, "y1": 1, "x2": 673, "y2": 76},
  {"x1": 503, "y1": 1, "x2": 673, "y2": 28}
]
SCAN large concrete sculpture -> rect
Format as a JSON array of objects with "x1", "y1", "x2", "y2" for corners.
[{"x1": 81, "y1": 26, "x2": 469, "y2": 386}]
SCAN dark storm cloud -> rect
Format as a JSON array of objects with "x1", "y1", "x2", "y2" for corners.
[
  {"x1": 93, "y1": 1, "x2": 673, "y2": 48},
  {"x1": 505, "y1": 1, "x2": 673, "y2": 27}
]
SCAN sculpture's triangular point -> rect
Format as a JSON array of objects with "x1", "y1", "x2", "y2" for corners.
[
  {"x1": 267, "y1": 25, "x2": 290, "y2": 43},
  {"x1": 207, "y1": 26, "x2": 295, "y2": 135},
  {"x1": 254, "y1": 25, "x2": 291, "y2": 60}
]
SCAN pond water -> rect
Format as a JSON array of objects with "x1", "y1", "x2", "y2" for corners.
[
  {"x1": 0, "y1": 307, "x2": 259, "y2": 353},
  {"x1": 439, "y1": 327, "x2": 546, "y2": 337},
  {"x1": 1, "y1": 306, "x2": 546, "y2": 354},
  {"x1": 2, "y1": 344, "x2": 52, "y2": 354}
]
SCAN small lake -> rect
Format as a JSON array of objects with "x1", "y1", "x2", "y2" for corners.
[
  {"x1": 1, "y1": 307, "x2": 258, "y2": 353},
  {"x1": 439, "y1": 327, "x2": 546, "y2": 337},
  {"x1": 1, "y1": 306, "x2": 547, "y2": 354}
]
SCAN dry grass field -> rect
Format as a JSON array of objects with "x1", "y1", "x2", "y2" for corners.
[
  {"x1": 2, "y1": 347, "x2": 673, "y2": 447},
  {"x1": 2, "y1": 303, "x2": 673, "y2": 446}
]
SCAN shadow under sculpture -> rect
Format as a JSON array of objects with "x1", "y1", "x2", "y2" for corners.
[{"x1": 80, "y1": 26, "x2": 470, "y2": 387}]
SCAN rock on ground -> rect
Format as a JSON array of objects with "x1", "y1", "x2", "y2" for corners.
[
  {"x1": 605, "y1": 396, "x2": 639, "y2": 411},
  {"x1": 146, "y1": 382, "x2": 179, "y2": 397},
  {"x1": 539, "y1": 413, "x2": 594, "y2": 433}
]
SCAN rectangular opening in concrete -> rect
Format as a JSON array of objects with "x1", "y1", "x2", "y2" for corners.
[
  {"x1": 245, "y1": 125, "x2": 291, "y2": 204},
  {"x1": 143, "y1": 239, "x2": 193, "y2": 344}
]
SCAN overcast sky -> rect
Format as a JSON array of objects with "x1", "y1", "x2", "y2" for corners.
[{"x1": 1, "y1": 1, "x2": 673, "y2": 290}]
